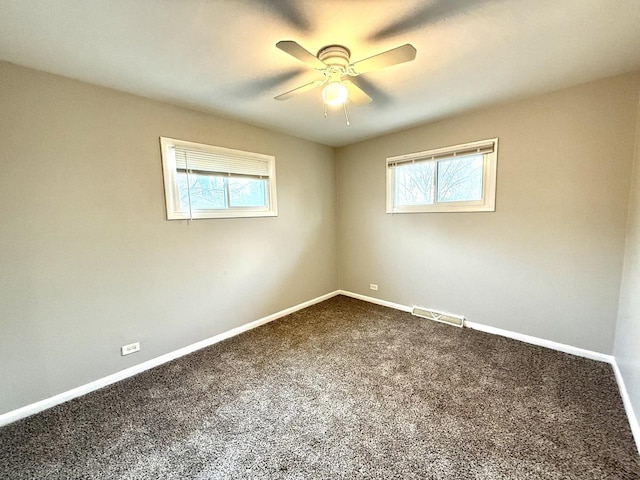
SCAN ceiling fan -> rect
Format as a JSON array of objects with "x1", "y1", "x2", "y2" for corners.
[{"x1": 274, "y1": 40, "x2": 417, "y2": 124}]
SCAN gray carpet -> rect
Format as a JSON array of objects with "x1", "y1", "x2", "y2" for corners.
[{"x1": 1, "y1": 295, "x2": 639, "y2": 479}]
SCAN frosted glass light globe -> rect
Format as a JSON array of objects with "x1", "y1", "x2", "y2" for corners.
[{"x1": 322, "y1": 82, "x2": 348, "y2": 106}]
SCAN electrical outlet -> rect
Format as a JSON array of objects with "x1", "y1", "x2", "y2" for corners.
[
  {"x1": 121, "y1": 342, "x2": 140, "y2": 356},
  {"x1": 370, "y1": 284, "x2": 378, "y2": 291}
]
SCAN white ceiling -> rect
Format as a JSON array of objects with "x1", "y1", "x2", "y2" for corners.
[{"x1": 1, "y1": 0, "x2": 639, "y2": 147}]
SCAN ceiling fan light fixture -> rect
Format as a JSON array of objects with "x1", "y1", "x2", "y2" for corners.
[{"x1": 322, "y1": 81, "x2": 348, "y2": 106}]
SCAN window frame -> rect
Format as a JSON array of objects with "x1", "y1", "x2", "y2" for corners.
[
  {"x1": 160, "y1": 137, "x2": 278, "y2": 220},
  {"x1": 386, "y1": 138, "x2": 498, "y2": 214}
]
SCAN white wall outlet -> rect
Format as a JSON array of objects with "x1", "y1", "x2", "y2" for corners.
[
  {"x1": 121, "y1": 342, "x2": 140, "y2": 356},
  {"x1": 370, "y1": 284, "x2": 378, "y2": 291}
]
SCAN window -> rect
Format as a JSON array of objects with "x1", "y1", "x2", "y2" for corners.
[
  {"x1": 160, "y1": 137, "x2": 277, "y2": 219},
  {"x1": 386, "y1": 138, "x2": 498, "y2": 213}
]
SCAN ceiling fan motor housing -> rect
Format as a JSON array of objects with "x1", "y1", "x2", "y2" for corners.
[{"x1": 317, "y1": 45, "x2": 351, "y2": 70}]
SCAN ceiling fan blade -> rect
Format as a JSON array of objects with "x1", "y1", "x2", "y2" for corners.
[
  {"x1": 350, "y1": 44, "x2": 417, "y2": 75},
  {"x1": 276, "y1": 41, "x2": 326, "y2": 69},
  {"x1": 343, "y1": 80, "x2": 372, "y2": 105},
  {"x1": 351, "y1": 77, "x2": 393, "y2": 107},
  {"x1": 367, "y1": 0, "x2": 484, "y2": 41},
  {"x1": 234, "y1": 68, "x2": 306, "y2": 97},
  {"x1": 274, "y1": 79, "x2": 325, "y2": 101},
  {"x1": 250, "y1": 0, "x2": 312, "y2": 33}
]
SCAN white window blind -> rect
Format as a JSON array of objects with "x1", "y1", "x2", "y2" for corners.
[
  {"x1": 387, "y1": 140, "x2": 495, "y2": 167},
  {"x1": 174, "y1": 147, "x2": 271, "y2": 178}
]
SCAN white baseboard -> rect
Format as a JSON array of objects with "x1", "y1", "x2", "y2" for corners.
[
  {"x1": 463, "y1": 321, "x2": 613, "y2": 363},
  {"x1": 611, "y1": 359, "x2": 640, "y2": 454},
  {"x1": 0, "y1": 290, "x2": 341, "y2": 428},
  {"x1": 337, "y1": 290, "x2": 413, "y2": 313}
]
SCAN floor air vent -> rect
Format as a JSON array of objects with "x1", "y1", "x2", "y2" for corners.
[{"x1": 412, "y1": 307, "x2": 465, "y2": 328}]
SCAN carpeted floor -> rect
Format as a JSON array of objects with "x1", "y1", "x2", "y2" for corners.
[{"x1": 1, "y1": 295, "x2": 639, "y2": 479}]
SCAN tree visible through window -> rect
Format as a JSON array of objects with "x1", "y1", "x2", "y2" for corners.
[
  {"x1": 394, "y1": 161, "x2": 435, "y2": 206},
  {"x1": 436, "y1": 155, "x2": 483, "y2": 202}
]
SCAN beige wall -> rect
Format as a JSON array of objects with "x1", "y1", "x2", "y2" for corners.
[
  {"x1": 337, "y1": 72, "x2": 640, "y2": 354},
  {"x1": 614, "y1": 87, "x2": 640, "y2": 430},
  {"x1": 0, "y1": 62, "x2": 338, "y2": 415}
]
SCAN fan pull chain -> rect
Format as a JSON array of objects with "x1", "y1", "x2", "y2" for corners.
[{"x1": 322, "y1": 101, "x2": 350, "y2": 126}]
